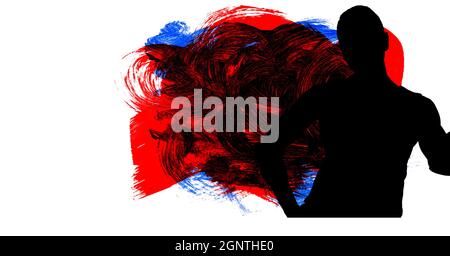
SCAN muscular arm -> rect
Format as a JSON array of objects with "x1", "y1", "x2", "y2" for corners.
[
  {"x1": 418, "y1": 97, "x2": 450, "y2": 175},
  {"x1": 255, "y1": 86, "x2": 323, "y2": 216}
]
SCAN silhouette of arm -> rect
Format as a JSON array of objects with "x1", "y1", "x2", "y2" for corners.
[
  {"x1": 418, "y1": 97, "x2": 450, "y2": 175},
  {"x1": 255, "y1": 86, "x2": 323, "y2": 216}
]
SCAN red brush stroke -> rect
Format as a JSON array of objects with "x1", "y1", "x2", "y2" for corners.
[
  {"x1": 201, "y1": 5, "x2": 293, "y2": 30},
  {"x1": 123, "y1": 6, "x2": 404, "y2": 201},
  {"x1": 385, "y1": 28, "x2": 404, "y2": 86}
]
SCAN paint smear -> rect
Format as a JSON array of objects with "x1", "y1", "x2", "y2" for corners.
[{"x1": 122, "y1": 6, "x2": 404, "y2": 211}]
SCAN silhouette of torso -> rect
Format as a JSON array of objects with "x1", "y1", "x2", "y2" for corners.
[
  {"x1": 256, "y1": 5, "x2": 450, "y2": 217},
  {"x1": 280, "y1": 75, "x2": 449, "y2": 217}
]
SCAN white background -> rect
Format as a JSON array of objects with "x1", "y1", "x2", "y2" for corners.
[{"x1": 0, "y1": 0, "x2": 449, "y2": 235}]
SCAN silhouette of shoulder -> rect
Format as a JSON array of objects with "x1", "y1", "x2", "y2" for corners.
[{"x1": 393, "y1": 86, "x2": 440, "y2": 126}]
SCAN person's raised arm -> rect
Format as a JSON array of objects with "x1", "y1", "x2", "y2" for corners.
[
  {"x1": 255, "y1": 85, "x2": 324, "y2": 217},
  {"x1": 418, "y1": 97, "x2": 450, "y2": 175}
]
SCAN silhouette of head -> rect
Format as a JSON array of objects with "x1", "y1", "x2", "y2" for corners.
[{"x1": 337, "y1": 6, "x2": 389, "y2": 74}]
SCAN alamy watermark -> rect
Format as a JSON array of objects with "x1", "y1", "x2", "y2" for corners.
[{"x1": 171, "y1": 89, "x2": 279, "y2": 143}]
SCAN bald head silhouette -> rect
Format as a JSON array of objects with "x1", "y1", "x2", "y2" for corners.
[{"x1": 337, "y1": 6, "x2": 389, "y2": 75}]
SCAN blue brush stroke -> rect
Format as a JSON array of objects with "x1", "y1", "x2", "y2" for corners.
[
  {"x1": 178, "y1": 171, "x2": 250, "y2": 214},
  {"x1": 179, "y1": 169, "x2": 317, "y2": 211},
  {"x1": 145, "y1": 21, "x2": 203, "y2": 47},
  {"x1": 146, "y1": 19, "x2": 337, "y2": 48},
  {"x1": 145, "y1": 19, "x2": 332, "y2": 211},
  {"x1": 298, "y1": 19, "x2": 337, "y2": 42},
  {"x1": 294, "y1": 170, "x2": 317, "y2": 206},
  {"x1": 178, "y1": 171, "x2": 216, "y2": 195},
  {"x1": 154, "y1": 69, "x2": 167, "y2": 78},
  {"x1": 244, "y1": 42, "x2": 259, "y2": 48}
]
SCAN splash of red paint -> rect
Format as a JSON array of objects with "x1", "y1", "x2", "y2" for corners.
[
  {"x1": 385, "y1": 29, "x2": 404, "y2": 86},
  {"x1": 123, "y1": 6, "x2": 404, "y2": 202}
]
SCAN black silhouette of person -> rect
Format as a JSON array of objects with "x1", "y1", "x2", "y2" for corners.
[{"x1": 256, "y1": 5, "x2": 450, "y2": 217}]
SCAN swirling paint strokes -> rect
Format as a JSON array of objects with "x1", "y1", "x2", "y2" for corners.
[{"x1": 122, "y1": 6, "x2": 403, "y2": 211}]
